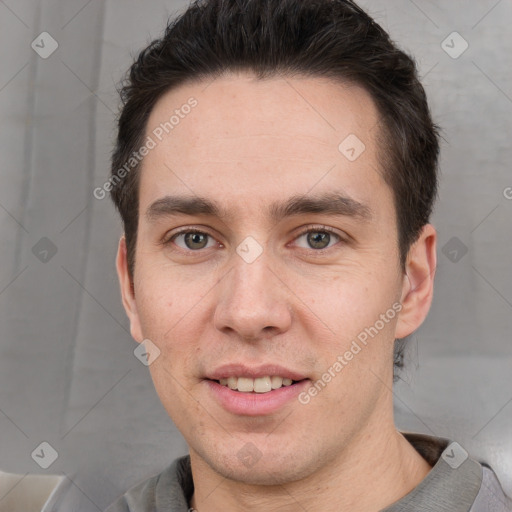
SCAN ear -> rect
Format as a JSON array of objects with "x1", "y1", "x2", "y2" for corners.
[
  {"x1": 116, "y1": 235, "x2": 144, "y2": 343},
  {"x1": 395, "y1": 224, "x2": 437, "y2": 339}
]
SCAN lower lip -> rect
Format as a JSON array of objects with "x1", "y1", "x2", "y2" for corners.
[{"x1": 205, "y1": 379, "x2": 310, "y2": 416}]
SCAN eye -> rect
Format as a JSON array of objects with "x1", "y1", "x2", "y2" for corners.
[
  {"x1": 166, "y1": 229, "x2": 217, "y2": 251},
  {"x1": 163, "y1": 225, "x2": 344, "y2": 253},
  {"x1": 293, "y1": 226, "x2": 342, "y2": 250}
]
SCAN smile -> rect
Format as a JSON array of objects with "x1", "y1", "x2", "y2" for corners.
[
  {"x1": 205, "y1": 378, "x2": 310, "y2": 416},
  {"x1": 216, "y1": 376, "x2": 302, "y2": 393}
]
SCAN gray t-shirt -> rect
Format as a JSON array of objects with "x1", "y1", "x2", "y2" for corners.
[{"x1": 104, "y1": 433, "x2": 512, "y2": 512}]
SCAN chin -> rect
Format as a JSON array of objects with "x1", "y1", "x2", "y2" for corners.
[
  {"x1": 217, "y1": 460, "x2": 309, "y2": 486},
  {"x1": 198, "y1": 445, "x2": 321, "y2": 486}
]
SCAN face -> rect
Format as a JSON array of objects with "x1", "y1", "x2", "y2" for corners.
[{"x1": 117, "y1": 73, "x2": 435, "y2": 485}]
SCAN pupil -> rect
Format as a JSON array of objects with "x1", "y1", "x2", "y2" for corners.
[
  {"x1": 185, "y1": 232, "x2": 207, "y2": 249},
  {"x1": 308, "y1": 232, "x2": 329, "y2": 249}
]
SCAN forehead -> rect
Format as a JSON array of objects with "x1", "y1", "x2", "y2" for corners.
[{"x1": 139, "y1": 73, "x2": 390, "y2": 222}]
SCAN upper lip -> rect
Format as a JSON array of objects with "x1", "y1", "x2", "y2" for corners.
[{"x1": 206, "y1": 364, "x2": 308, "y2": 381}]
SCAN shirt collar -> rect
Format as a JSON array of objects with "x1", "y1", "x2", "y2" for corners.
[{"x1": 166, "y1": 433, "x2": 483, "y2": 512}]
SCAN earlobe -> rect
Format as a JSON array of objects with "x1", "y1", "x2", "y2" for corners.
[
  {"x1": 395, "y1": 224, "x2": 437, "y2": 339},
  {"x1": 116, "y1": 235, "x2": 144, "y2": 343}
]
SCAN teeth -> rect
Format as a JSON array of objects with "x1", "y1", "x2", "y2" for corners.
[
  {"x1": 254, "y1": 377, "x2": 271, "y2": 393},
  {"x1": 217, "y1": 376, "x2": 298, "y2": 393},
  {"x1": 237, "y1": 377, "x2": 254, "y2": 392},
  {"x1": 271, "y1": 376, "x2": 283, "y2": 389}
]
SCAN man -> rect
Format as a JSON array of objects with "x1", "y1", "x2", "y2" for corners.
[{"x1": 106, "y1": 0, "x2": 512, "y2": 510}]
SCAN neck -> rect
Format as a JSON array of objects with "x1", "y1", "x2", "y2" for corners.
[{"x1": 189, "y1": 418, "x2": 431, "y2": 512}]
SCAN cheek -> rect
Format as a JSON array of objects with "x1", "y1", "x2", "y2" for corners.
[
  {"x1": 295, "y1": 265, "x2": 398, "y2": 335},
  {"x1": 133, "y1": 267, "x2": 216, "y2": 371},
  {"x1": 294, "y1": 268, "x2": 401, "y2": 395},
  {"x1": 134, "y1": 265, "x2": 205, "y2": 332}
]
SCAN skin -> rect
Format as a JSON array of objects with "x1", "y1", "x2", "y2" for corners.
[{"x1": 116, "y1": 72, "x2": 437, "y2": 511}]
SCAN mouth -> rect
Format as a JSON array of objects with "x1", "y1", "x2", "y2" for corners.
[
  {"x1": 208, "y1": 376, "x2": 307, "y2": 393},
  {"x1": 205, "y1": 376, "x2": 310, "y2": 416},
  {"x1": 204, "y1": 364, "x2": 310, "y2": 414}
]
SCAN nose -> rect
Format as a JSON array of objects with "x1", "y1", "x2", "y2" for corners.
[{"x1": 213, "y1": 249, "x2": 293, "y2": 341}]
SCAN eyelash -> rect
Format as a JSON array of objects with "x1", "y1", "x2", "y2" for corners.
[{"x1": 162, "y1": 225, "x2": 344, "y2": 253}]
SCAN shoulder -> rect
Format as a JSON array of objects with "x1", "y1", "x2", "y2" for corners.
[
  {"x1": 394, "y1": 432, "x2": 512, "y2": 511},
  {"x1": 105, "y1": 455, "x2": 192, "y2": 512},
  {"x1": 105, "y1": 473, "x2": 160, "y2": 512},
  {"x1": 470, "y1": 464, "x2": 512, "y2": 512}
]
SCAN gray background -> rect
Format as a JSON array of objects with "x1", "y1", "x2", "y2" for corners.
[{"x1": 0, "y1": 0, "x2": 511, "y2": 510}]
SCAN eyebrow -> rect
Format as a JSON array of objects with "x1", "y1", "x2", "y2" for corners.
[{"x1": 145, "y1": 192, "x2": 372, "y2": 224}]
